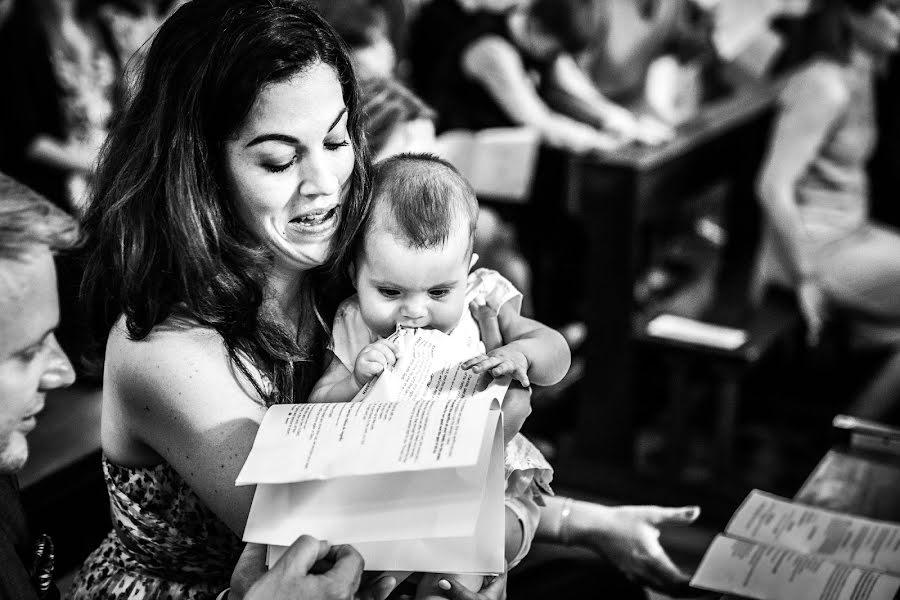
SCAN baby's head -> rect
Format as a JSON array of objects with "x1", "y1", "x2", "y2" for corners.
[{"x1": 353, "y1": 153, "x2": 479, "y2": 337}]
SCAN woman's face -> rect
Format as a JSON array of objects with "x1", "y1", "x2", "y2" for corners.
[
  {"x1": 848, "y1": 1, "x2": 900, "y2": 57},
  {"x1": 224, "y1": 61, "x2": 355, "y2": 275}
]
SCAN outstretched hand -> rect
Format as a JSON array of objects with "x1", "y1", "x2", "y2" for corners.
[{"x1": 580, "y1": 505, "x2": 700, "y2": 595}]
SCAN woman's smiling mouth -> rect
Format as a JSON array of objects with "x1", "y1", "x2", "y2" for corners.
[{"x1": 286, "y1": 205, "x2": 340, "y2": 237}]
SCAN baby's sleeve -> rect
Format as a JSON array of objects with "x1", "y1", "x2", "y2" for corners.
[
  {"x1": 467, "y1": 268, "x2": 523, "y2": 317},
  {"x1": 331, "y1": 298, "x2": 375, "y2": 372}
]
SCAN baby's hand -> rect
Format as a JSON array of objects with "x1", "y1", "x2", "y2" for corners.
[
  {"x1": 354, "y1": 339, "x2": 400, "y2": 388},
  {"x1": 462, "y1": 345, "x2": 530, "y2": 387}
]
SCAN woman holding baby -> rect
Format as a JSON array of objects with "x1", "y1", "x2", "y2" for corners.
[{"x1": 72, "y1": 1, "x2": 698, "y2": 598}]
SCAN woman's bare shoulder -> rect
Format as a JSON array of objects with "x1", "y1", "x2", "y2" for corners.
[
  {"x1": 783, "y1": 60, "x2": 851, "y2": 112},
  {"x1": 463, "y1": 34, "x2": 522, "y2": 78},
  {"x1": 107, "y1": 314, "x2": 226, "y2": 373},
  {"x1": 104, "y1": 314, "x2": 254, "y2": 410}
]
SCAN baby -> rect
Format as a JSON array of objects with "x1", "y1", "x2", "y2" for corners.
[{"x1": 310, "y1": 153, "x2": 571, "y2": 598}]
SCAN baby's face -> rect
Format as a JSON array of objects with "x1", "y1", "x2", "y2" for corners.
[{"x1": 354, "y1": 224, "x2": 471, "y2": 338}]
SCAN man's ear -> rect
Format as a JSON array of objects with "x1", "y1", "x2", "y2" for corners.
[{"x1": 469, "y1": 252, "x2": 479, "y2": 272}]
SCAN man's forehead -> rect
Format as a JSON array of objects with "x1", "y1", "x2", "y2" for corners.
[
  {"x1": 0, "y1": 249, "x2": 59, "y2": 355},
  {"x1": 0, "y1": 249, "x2": 51, "y2": 298}
]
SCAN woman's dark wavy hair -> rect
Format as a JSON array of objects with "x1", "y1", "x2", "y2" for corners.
[{"x1": 81, "y1": 0, "x2": 370, "y2": 405}]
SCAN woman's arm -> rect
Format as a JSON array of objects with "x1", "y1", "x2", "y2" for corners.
[
  {"x1": 544, "y1": 54, "x2": 672, "y2": 145},
  {"x1": 756, "y1": 63, "x2": 848, "y2": 342},
  {"x1": 105, "y1": 322, "x2": 270, "y2": 534},
  {"x1": 462, "y1": 36, "x2": 622, "y2": 153},
  {"x1": 757, "y1": 64, "x2": 849, "y2": 282},
  {"x1": 537, "y1": 496, "x2": 698, "y2": 594},
  {"x1": 26, "y1": 135, "x2": 100, "y2": 173}
]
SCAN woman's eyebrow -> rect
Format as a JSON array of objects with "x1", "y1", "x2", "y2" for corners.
[
  {"x1": 245, "y1": 133, "x2": 298, "y2": 148},
  {"x1": 244, "y1": 107, "x2": 347, "y2": 147},
  {"x1": 328, "y1": 107, "x2": 348, "y2": 132}
]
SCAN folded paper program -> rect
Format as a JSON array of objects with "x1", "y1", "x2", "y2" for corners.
[{"x1": 237, "y1": 328, "x2": 508, "y2": 573}]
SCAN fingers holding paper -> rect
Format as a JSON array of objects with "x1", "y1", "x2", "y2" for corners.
[
  {"x1": 354, "y1": 339, "x2": 400, "y2": 387},
  {"x1": 462, "y1": 346, "x2": 530, "y2": 387},
  {"x1": 235, "y1": 536, "x2": 365, "y2": 600}
]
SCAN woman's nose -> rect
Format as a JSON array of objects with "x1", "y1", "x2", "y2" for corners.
[
  {"x1": 298, "y1": 150, "x2": 340, "y2": 198},
  {"x1": 39, "y1": 335, "x2": 75, "y2": 390}
]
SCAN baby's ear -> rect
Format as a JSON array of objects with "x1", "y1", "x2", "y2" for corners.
[{"x1": 469, "y1": 252, "x2": 479, "y2": 272}]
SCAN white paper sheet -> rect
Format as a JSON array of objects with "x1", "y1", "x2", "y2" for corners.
[
  {"x1": 726, "y1": 491, "x2": 900, "y2": 575},
  {"x1": 692, "y1": 489, "x2": 900, "y2": 600},
  {"x1": 693, "y1": 535, "x2": 900, "y2": 600},
  {"x1": 239, "y1": 327, "x2": 509, "y2": 574},
  {"x1": 266, "y1": 409, "x2": 506, "y2": 573}
]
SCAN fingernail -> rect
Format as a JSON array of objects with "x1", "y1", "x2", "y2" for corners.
[
  {"x1": 687, "y1": 507, "x2": 700, "y2": 519},
  {"x1": 438, "y1": 579, "x2": 451, "y2": 591}
]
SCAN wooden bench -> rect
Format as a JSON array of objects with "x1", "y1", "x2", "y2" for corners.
[{"x1": 634, "y1": 290, "x2": 803, "y2": 472}]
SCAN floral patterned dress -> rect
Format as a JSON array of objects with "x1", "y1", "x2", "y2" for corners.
[{"x1": 67, "y1": 458, "x2": 243, "y2": 600}]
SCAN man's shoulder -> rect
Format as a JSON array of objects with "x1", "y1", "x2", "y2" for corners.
[{"x1": 0, "y1": 476, "x2": 40, "y2": 600}]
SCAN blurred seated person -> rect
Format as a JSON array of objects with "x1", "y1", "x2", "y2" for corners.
[
  {"x1": 315, "y1": 0, "x2": 400, "y2": 77},
  {"x1": 407, "y1": 0, "x2": 672, "y2": 154},
  {"x1": 753, "y1": 0, "x2": 900, "y2": 421},
  {"x1": 97, "y1": 0, "x2": 190, "y2": 93},
  {"x1": 581, "y1": 0, "x2": 696, "y2": 105},
  {"x1": 0, "y1": 173, "x2": 367, "y2": 600}
]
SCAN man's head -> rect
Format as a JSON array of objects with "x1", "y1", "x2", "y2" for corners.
[
  {"x1": 0, "y1": 174, "x2": 77, "y2": 474},
  {"x1": 353, "y1": 153, "x2": 479, "y2": 337}
]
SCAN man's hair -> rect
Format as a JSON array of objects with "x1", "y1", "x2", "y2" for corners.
[
  {"x1": 366, "y1": 153, "x2": 478, "y2": 253},
  {"x1": 0, "y1": 173, "x2": 78, "y2": 261}
]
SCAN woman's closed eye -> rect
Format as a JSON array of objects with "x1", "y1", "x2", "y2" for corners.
[
  {"x1": 324, "y1": 139, "x2": 350, "y2": 151},
  {"x1": 264, "y1": 155, "x2": 297, "y2": 173}
]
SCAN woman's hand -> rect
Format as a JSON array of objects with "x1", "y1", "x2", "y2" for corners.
[
  {"x1": 797, "y1": 278, "x2": 828, "y2": 346},
  {"x1": 431, "y1": 573, "x2": 507, "y2": 600},
  {"x1": 357, "y1": 571, "x2": 412, "y2": 600},
  {"x1": 230, "y1": 538, "x2": 364, "y2": 600},
  {"x1": 570, "y1": 504, "x2": 699, "y2": 595}
]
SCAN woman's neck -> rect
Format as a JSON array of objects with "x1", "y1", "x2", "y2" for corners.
[{"x1": 266, "y1": 267, "x2": 304, "y2": 332}]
